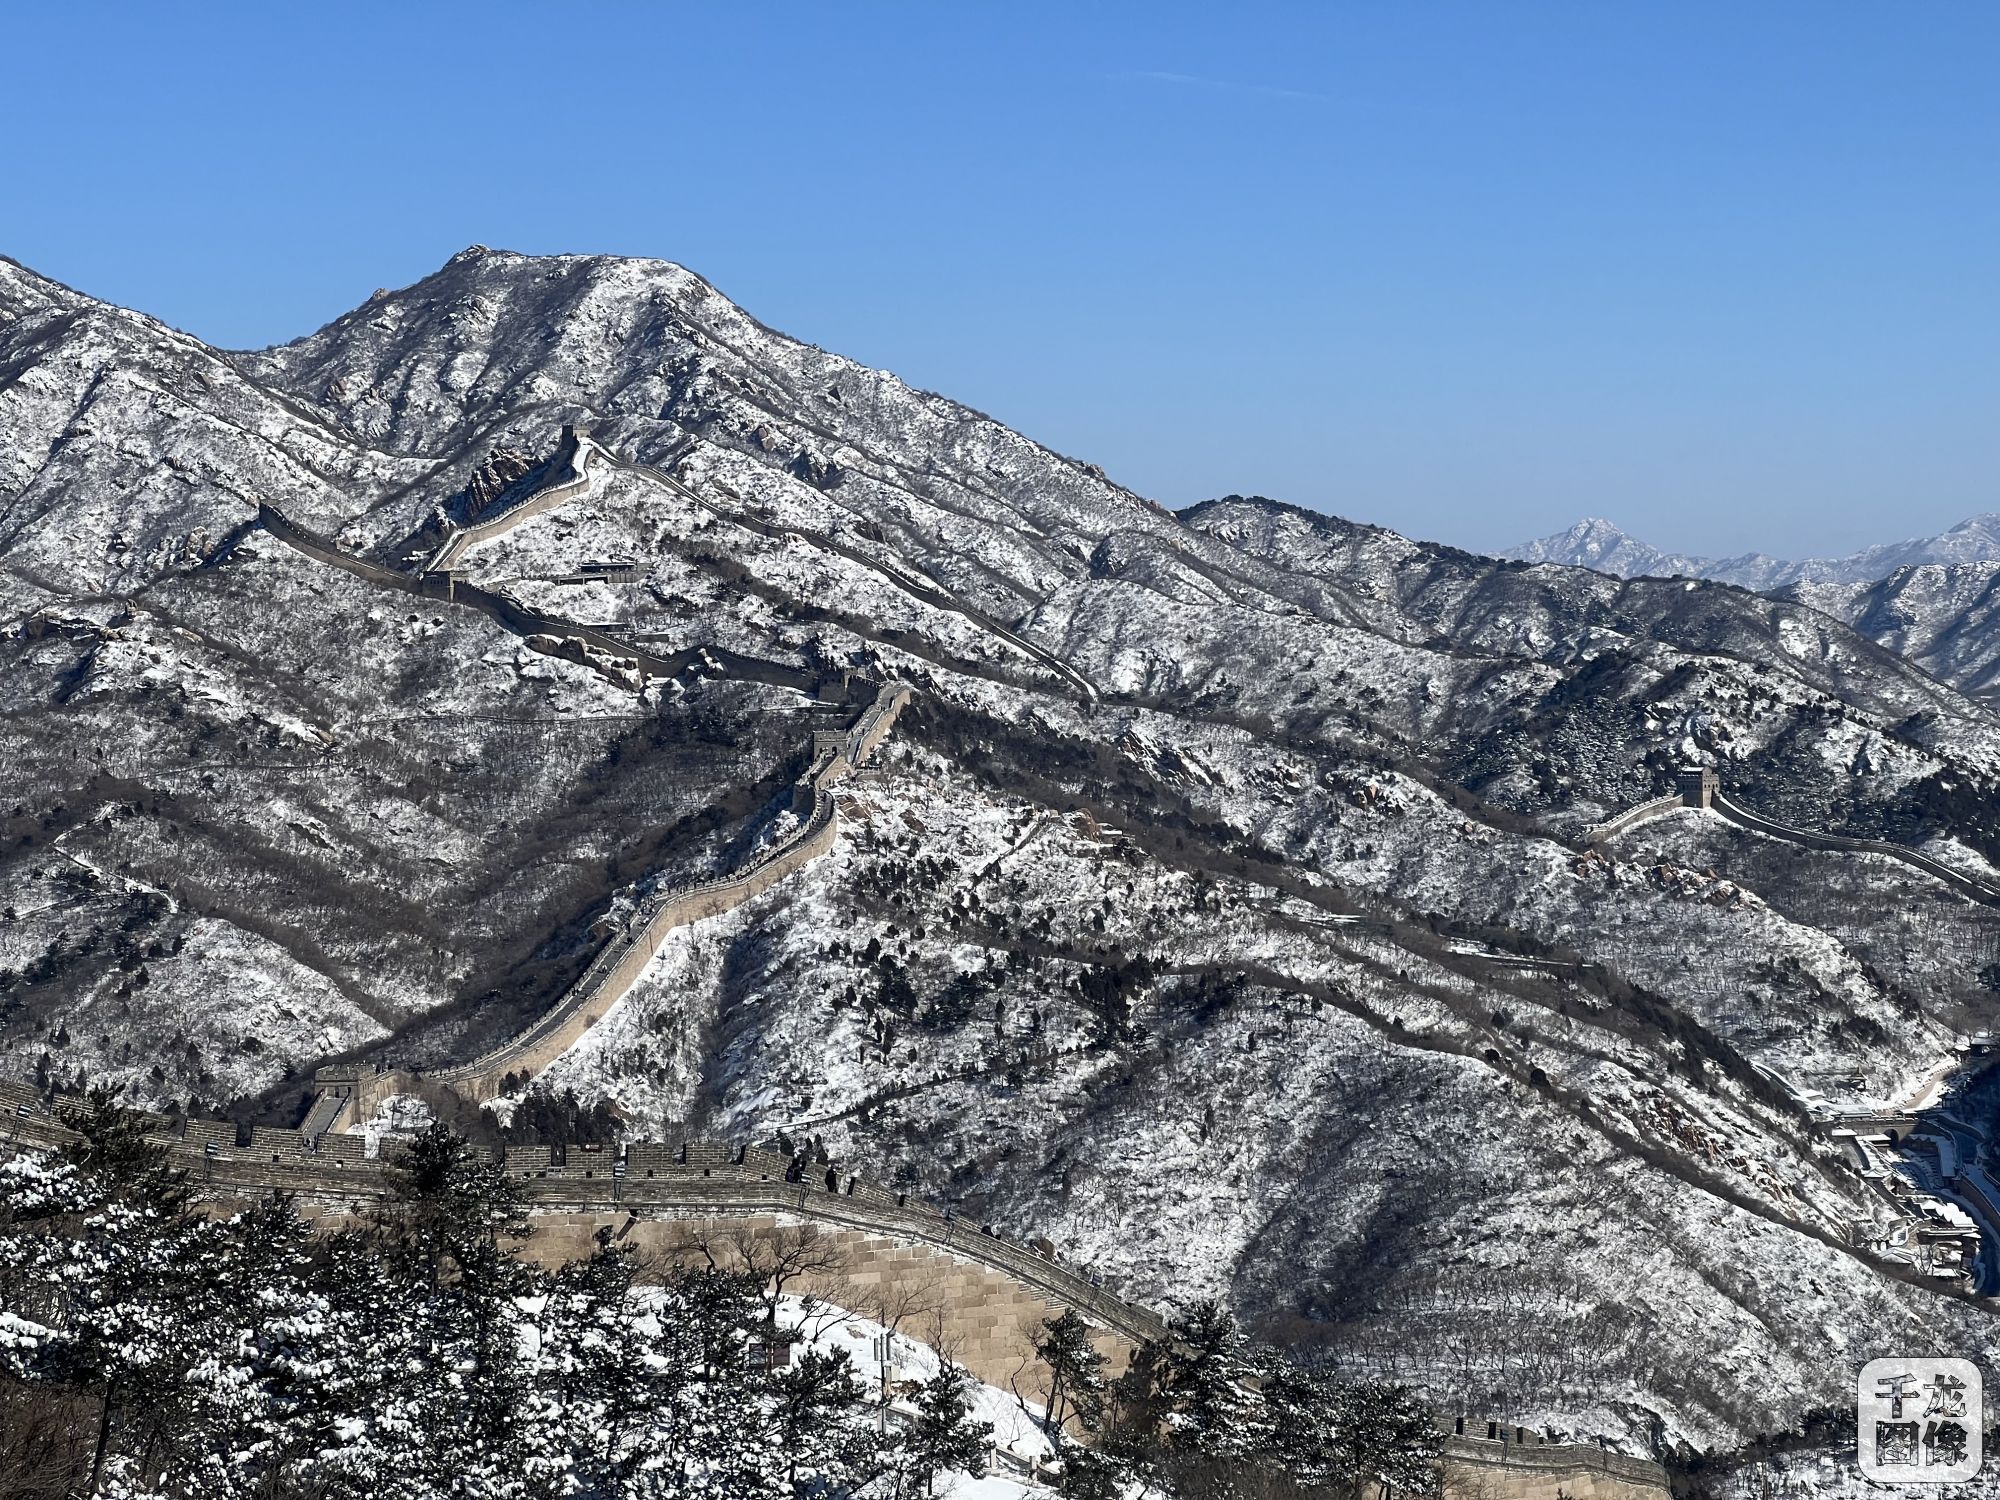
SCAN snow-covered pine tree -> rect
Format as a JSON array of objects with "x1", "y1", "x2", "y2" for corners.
[
  {"x1": 522, "y1": 1227, "x2": 658, "y2": 1494},
  {"x1": 1261, "y1": 1363, "x2": 1442, "y2": 1499},
  {"x1": 1031, "y1": 1306, "x2": 1110, "y2": 1440},
  {"x1": 1162, "y1": 1298, "x2": 1267, "y2": 1460},
  {"x1": 373, "y1": 1122, "x2": 540, "y2": 1496},
  {"x1": 0, "y1": 1090, "x2": 224, "y2": 1497},
  {"x1": 1031, "y1": 1308, "x2": 1133, "y2": 1499},
  {"x1": 766, "y1": 1342, "x2": 879, "y2": 1493},
  {"x1": 894, "y1": 1360, "x2": 993, "y2": 1496},
  {"x1": 1051, "y1": 1441, "x2": 1130, "y2": 1500}
]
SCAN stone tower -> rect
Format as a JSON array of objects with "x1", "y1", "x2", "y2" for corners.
[{"x1": 1678, "y1": 766, "x2": 1720, "y2": 808}]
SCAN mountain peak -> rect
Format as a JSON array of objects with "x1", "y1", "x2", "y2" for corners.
[
  {"x1": 1500, "y1": 516, "x2": 1723, "y2": 578},
  {"x1": 1508, "y1": 510, "x2": 2000, "y2": 588}
]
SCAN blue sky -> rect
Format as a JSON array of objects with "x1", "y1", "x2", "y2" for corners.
[{"x1": 5, "y1": 2, "x2": 1995, "y2": 556}]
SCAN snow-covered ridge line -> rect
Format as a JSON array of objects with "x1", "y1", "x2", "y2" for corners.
[{"x1": 258, "y1": 499, "x2": 814, "y2": 690}]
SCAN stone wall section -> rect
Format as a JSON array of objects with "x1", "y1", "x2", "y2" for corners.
[
  {"x1": 1585, "y1": 794, "x2": 1683, "y2": 845},
  {"x1": 259, "y1": 470, "x2": 914, "y2": 1117},
  {"x1": 0, "y1": 1091, "x2": 1153, "y2": 1375},
  {"x1": 257, "y1": 501, "x2": 815, "y2": 693},
  {"x1": 425, "y1": 424, "x2": 606, "y2": 574},
  {"x1": 1709, "y1": 792, "x2": 2000, "y2": 906},
  {"x1": 421, "y1": 680, "x2": 911, "y2": 1106},
  {"x1": 1437, "y1": 1433, "x2": 1669, "y2": 1500},
  {"x1": 0, "y1": 1087, "x2": 1667, "y2": 1496},
  {"x1": 1592, "y1": 773, "x2": 2000, "y2": 907},
  {"x1": 429, "y1": 789, "x2": 841, "y2": 1105}
]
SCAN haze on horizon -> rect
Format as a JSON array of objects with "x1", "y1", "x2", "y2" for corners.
[{"x1": 9, "y1": 0, "x2": 1994, "y2": 561}]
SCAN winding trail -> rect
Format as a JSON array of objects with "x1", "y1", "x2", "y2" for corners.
[{"x1": 1707, "y1": 790, "x2": 2000, "y2": 906}]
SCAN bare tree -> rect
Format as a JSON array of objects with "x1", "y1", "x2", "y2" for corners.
[
  {"x1": 858, "y1": 1259, "x2": 948, "y2": 1343},
  {"x1": 682, "y1": 1219, "x2": 853, "y2": 1329}
]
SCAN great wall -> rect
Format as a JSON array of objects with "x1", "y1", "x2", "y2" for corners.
[
  {"x1": 315, "y1": 679, "x2": 912, "y2": 1117},
  {"x1": 421, "y1": 426, "x2": 618, "y2": 576},
  {"x1": 1597, "y1": 769, "x2": 2000, "y2": 1293},
  {"x1": 254, "y1": 428, "x2": 925, "y2": 1122},
  {"x1": 1592, "y1": 765, "x2": 2000, "y2": 907},
  {"x1": 0, "y1": 1081, "x2": 1669, "y2": 1499},
  {"x1": 376, "y1": 424, "x2": 1096, "y2": 704},
  {"x1": 9, "y1": 428, "x2": 1685, "y2": 1495},
  {"x1": 253, "y1": 422, "x2": 1107, "y2": 1130}
]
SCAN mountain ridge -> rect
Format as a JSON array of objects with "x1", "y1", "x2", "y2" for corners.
[
  {"x1": 4, "y1": 248, "x2": 1999, "y2": 1468},
  {"x1": 1508, "y1": 511, "x2": 2000, "y2": 588}
]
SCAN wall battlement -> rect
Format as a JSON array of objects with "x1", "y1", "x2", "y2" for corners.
[
  {"x1": 1440, "y1": 1426, "x2": 1669, "y2": 1500},
  {"x1": 0, "y1": 1086, "x2": 1158, "y2": 1343},
  {"x1": 0, "y1": 1093, "x2": 1666, "y2": 1494}
]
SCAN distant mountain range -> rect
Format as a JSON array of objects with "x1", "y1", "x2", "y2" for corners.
[{"x1": 1506, "y1": 513, "x2": 2000, "y2": 589}]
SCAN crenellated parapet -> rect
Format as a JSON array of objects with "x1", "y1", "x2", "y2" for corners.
[
  {"x1": 0, "y1": 1083, "x2": 1666, "y2": 1493},
  {"x1": 1441, "y1": 1418, "x2": 1670, "y2": 1499},
  {"x1": 0, "y1": 1084, "x2": 1158, "y2": 1341}
]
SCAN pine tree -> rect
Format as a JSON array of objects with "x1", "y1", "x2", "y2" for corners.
[
  {"x1": 1101, "y1": 1335, "x2": 1174, "y2": 1464},
  {"x1": 895, "y1": 1360, "x2": 992, "y2": 1496},
  {"x1": 1030, "y1": 1308, "x2": 1132, "y2": 1500},
  {"x1": 397, "y1": 1126, "x2": 536, "y2": 1495},
  {"x1": 1, "y1": 1089, "x2": 222, "y2": 1497},
  {"x1": 627, "y1": 1259, "x2": 791, "y2": 1497},
  {"x1": 768, "y1": 1343, "x2": 875, "y2": 1491},
  {"x1": 525, "y1": 1228, "x2": 657, "y2": 1496},
  {"x1": 378, "y1": 1121, "x2": 529, "y2": 1271},
  {"x1": 1262, "y1": 1363, "x2": 1441, "y2": 1499},
  {"x1": 145, "y1": 1194, "x2": 320, "y2": 1498},
  {"x1": 1163, "y1": 1298, "x2": 1265, "y2": 1460},
  {"x1": 1031, "y1": 1307, "x2": 1110, "y2": 1440},
  {"x1": 1051, "y1": 1441, "x2": 1129, "y2": 1500}
]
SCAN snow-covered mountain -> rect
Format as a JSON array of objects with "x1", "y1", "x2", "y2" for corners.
[
  {"x1": 1510, "y1": 516, "x2": 2000, "y2": 700},
  {"x1": 5, "y1": 247, "x2": 2000, "y2": 1469},
  {"x1": 1508, "y1": 512, "x2": 2000, "y2": 588},
  {"x1": 1771, "y1": 562, "x2": 2000, "y2": 704}
]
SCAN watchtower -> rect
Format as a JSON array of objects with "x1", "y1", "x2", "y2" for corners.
[
  {"x1": 1678, "y1": 766, "x2": 1720, "y2": 808},
  {"x1": 312, "y1": 1063, "x2": 367, "y2": 1102}
]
